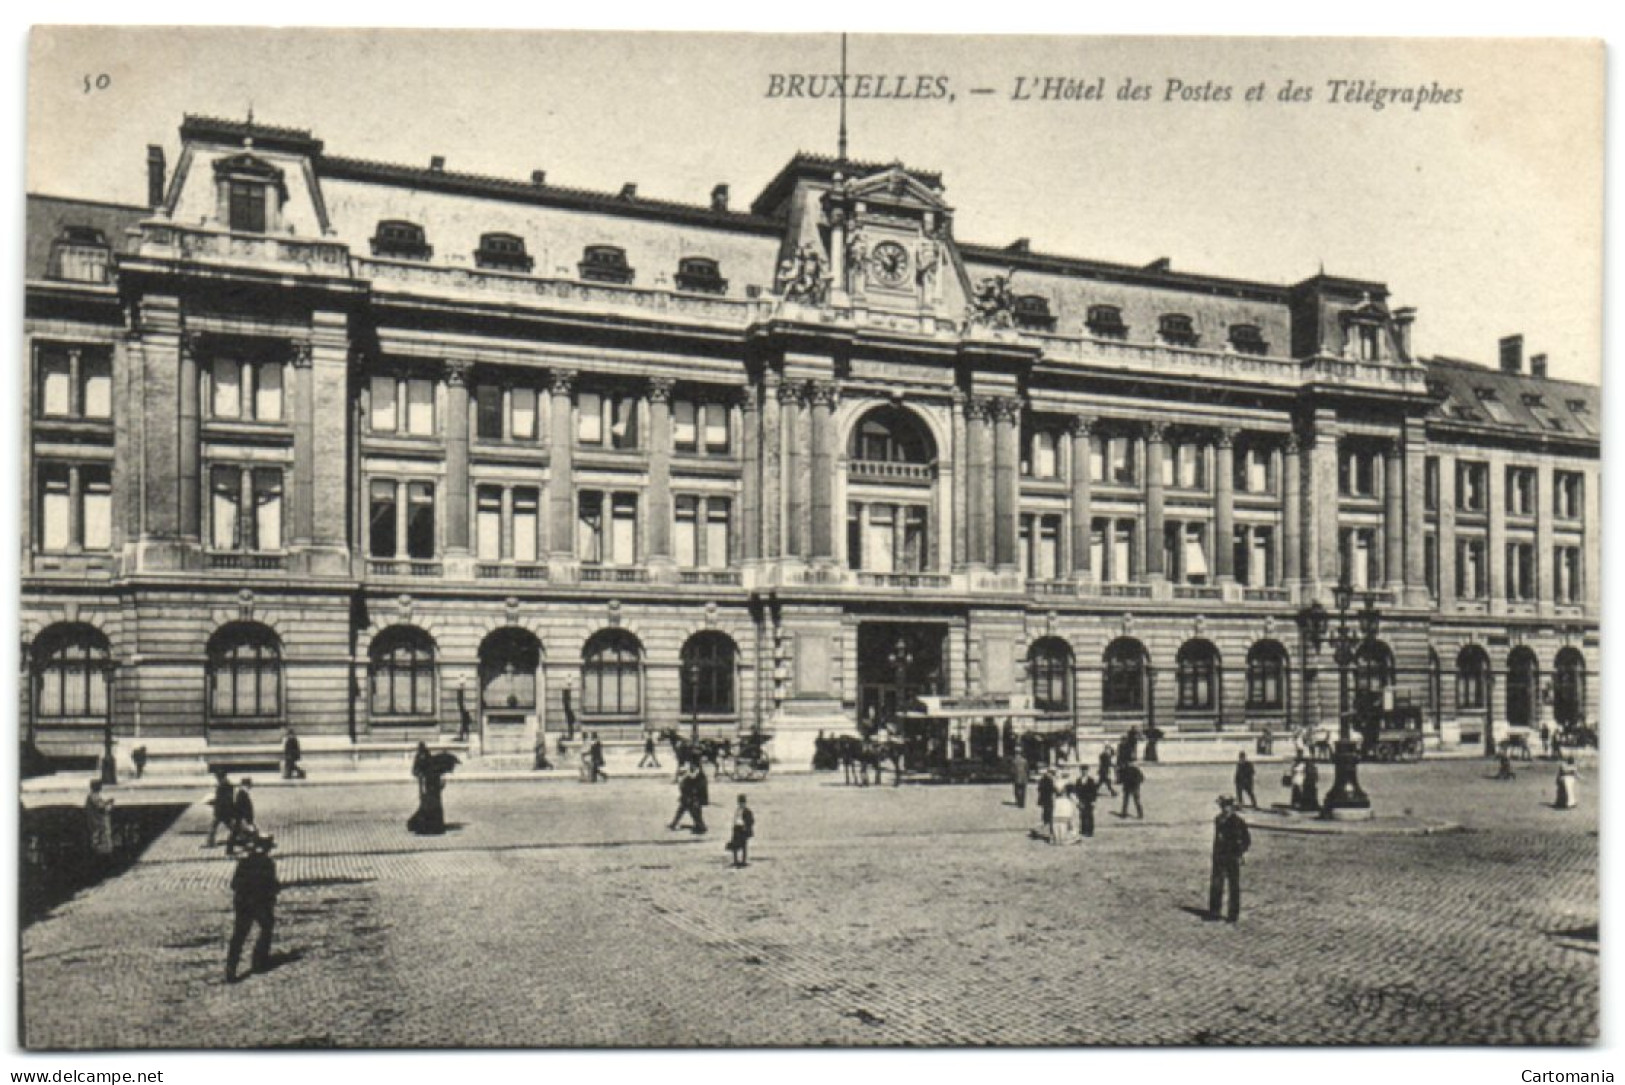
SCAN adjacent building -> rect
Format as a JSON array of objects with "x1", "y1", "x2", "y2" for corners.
[{"x1": 21, "y1": 115, "x2": 1600, "y2": 770}]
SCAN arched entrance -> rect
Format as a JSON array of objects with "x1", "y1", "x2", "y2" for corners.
[
  {"x1": 1506, "y1": 647, "x2": 1539, "y2": 730},
  {"x1": 478, "y1": 627, "x2": 542, "y2": 753},
  {"x1": 857, "y1": 623, "x2": 945, "y2": 731},
  {"x1": 1553, "y1": 648, "x2": 1586, "y2": 730}
]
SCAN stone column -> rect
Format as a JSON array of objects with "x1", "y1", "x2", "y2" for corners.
[
  {"x1": 1437, "y1": 451, "x2": 1457, "y2": 608},
  {"x1": 1282, "y1": 434, "x2": 1302, "y2": 585},
  {"x1": 1306, "y1": 409, "x2": 1340, "y2": 592},
  {"x1": 177, "y1": 332, "x2": 201, "y2": 542},
  {"x1": 1215, "y1": 427, "x2": 1237, "y2": 581},
  {"x1": 547, "y1": 369, "x2": 577, "y2": 557},
  {"x1": 444, "y1": 360, "x2": 472, "y2": 555},
  {"x1": 1144, "y1": 423, "x2": 1166, "y2": 579},
  {"x1": 1535, "y1": 460, "x2": 1555, "y2": 616},
  {"x1": 992, "y1": 397, "x2": 1020, "y2": 571},
  {"x1": 740, "y1": 385, "x2": 760, "y2": 563},
  {"x1": 782, "y1": 381, "x2": 805, "y2": 559},
  {"x1": 761, "y1": 372, "x2": 782, "y2": 559},
  {"x1": 646, "y1": 377, "x2": 675, "y2": 564},
  {"x1": 1488, "y1": 453, "x2": 1507, "y2": 613},
  {"x1": 290, "y1": 343, "x2": 316, "y2": 546},
  {"x1": 971, "y1": 400, "x2": 995, "y2": 567},
  {"x1": 1069, "y1": 415, "x2": 1094, "y2": 578},
  {"x1": 951, "y1": 390, "x2": 969, "y2": 570},
  {"x1": 1384, "y1": 440, "x2": 1404, "y2": 592},
  {"x1": 1403, "y1": 420, "x2": 1428, "y2": 605},
  {"x1": 808, "y1": 380, "x2": 838, "y2": 561}
]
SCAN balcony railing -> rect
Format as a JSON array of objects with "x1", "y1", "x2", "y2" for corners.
[
  {"x1": 137, "y1": 221, "x2": 351, "y2": 274},
  {"x1": 848, "y1": 460, "x2": 936, "y2": 484},
  {"x1": 1096, "y1": 583, "x2": 1153, "y2": 599},
  {"x1": 680, "y1": 569, "x2": 743, "y2": 586},
  {"x1": 1242, "y1": 586, "x2": 1292, "y2": 603},
  {"x1": 475, "y1": 563, "x2": 550, "y2": 581},
  {"x1": 579, "y1": 566, "x2": 650, "y2": 583},
  {"x1": 1027, "y1": 578, "x2": 1077, "y2": 597},
  {"x1": 857, "y1": 572, "x2": 951, "y2": 590},
  {"x1": 207, "y1": 552, "x2": 287, "y2": 571},
  {"x1": 1174, "y1": 585, "x2": 1224, "y2": 601},
  {"x1": 368, "y1": 559, "x2": 443, "y2": 578}
]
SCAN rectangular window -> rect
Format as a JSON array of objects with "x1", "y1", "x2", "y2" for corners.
[
  {"x1": 1038, "y1": 514, "x2": 1061, "y2": 579},
  {"x1": 610, "y1": 493, "x2": 638, "y2": 564},
  {"x1": 370, "y1": 376, "x2": 398, "y2": 433},
  {"x1": 1165, "y1": 441, "x2": 1205, "y2": 489},
  {"x1": 211, "y1": 466, "x2": 241, "y2": 550},
  {"x1": 476, "y1": 385, "x2": 504, "y2": 440},
  {"x1": 703, "y1": 403, "x2": 729, "y2": 453},
  {"x1": 1089, "y1": 518, "x2": 1106, "y2": 578},
  {"x1": 578, "y1": 392, "x2": 603, "y2": 445},
  {"x1": 610, "y1": 396, "x2": 640, "y2": 450},
  {"x1": 1340, "y1": 448, "x2": 1378, "y2": 497},
  {"x1": 254, "y1": 362, "x2": 283, "y2": 422},
  {"x1": 1457, "y1": 538, "x2": 1486, "y2": 600},
  {"x1": 1425, "y1": 534, "x2": 1439, "y2": 599},
  {"x1": 675, "y1": 495, "x2": 699, "y2": 567},
  {"x1": 40, "y1": 465, "x2": 71, "y2": 552},
  {"x1": 1110, "y1": 437, "x2": 1136, "y2": 485},
  {"x1": 38, "y1": 349, "x2": 72, "y2": 416},
  {"x1": 369, "y1": 480, "x2": 397, "y2": 557},
  {"x1": 1028, "y1": 431, "x2": 1058, "y2": 479},
  {"x1": 476, "y1": 486, "x2": 503, "y2": 561},
  {"x1": 511, "y1": 387, "x2": 538, "y2": 441},
  {"x1": 1506, "y1": 467, "x2": 1536, "y2": 516},
  {"x1": 1244, "y1": 447, "x2": 1273, "y2": 493},
  {"x1": 1183, "y1": 523, "x2": 1209, "y2": 583},
  {"x1": 1506, "y1": 542, "x2": 1535, "y2": 601},
  {"x1": 513, "y1": 488, "x2": 539, "y2": 563},
  {"x1": 578, "y1": 491, "x2": 604, "y2": 563},
  {"x1": 1554, "y1": 472, "x2": 1583, "y2": 519},
  {"x1": 212, "y1": 358, "x2": 243, "y2": 419},
  {"x1": 1088, "y1": 437, "x2": 1106, "y2": 483},
  {"x1": 706, "y1": 498, "x2": 732, "y2": 569},
  {"x1": 865, "y1": 504, "x2": 895, "y2": 574},
  {"x1": 1425, "y1": 457, "x2": 1440, "y2": 512},
  {"x1": 82, "y1": 352, "x2": 112, "y2": 419},
  {"x1": 1019, "y1": 516, "x2": 1034, "y2": 578},
  {"x1": 404, "y1": 379, "x2": 435, "y2": 435},
  {"x1": 1113, "y1": 521, "x2": 1135, "y2": 582},
  {"x1": 406, "y1": 481, "x2": 436, "y2": 559},
  {"x1": 228, "y1": 181, "x2": 267, "y2": 233},
  {"x1": 1242, "y1": 526, "x2": 1274, "y2": 587},
  {"x1": 1554, "y1": 546, "x2": 1582, "y2": 604},
  {"x1": 1457, "y1": 463, "x2": 1488, "y2": 512},
  {"x1": 252, "y1": 469, "x2": 282, "y2": 551},
  {"x1": 82, "y1": 465, "x2": 112, "y2": 551},
  {"x1": 673, "y1": 400, "x2": 698, "y2": 451}
]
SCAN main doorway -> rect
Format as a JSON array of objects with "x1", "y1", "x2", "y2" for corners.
[{"x1": 857, "y1": 623, "x2": 947, "y2": 732}]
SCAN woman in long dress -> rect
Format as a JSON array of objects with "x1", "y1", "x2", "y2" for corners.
[
  {"x1": 84, "y1": 780, "x2": 115, "y2": 860},
  {"x1": 1555, "y1": 760, "x2": 1580, "y2": 809}
]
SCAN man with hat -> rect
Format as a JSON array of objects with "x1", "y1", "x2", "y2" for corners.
[
  {"x1": 1208, "y1": 795, "x2": 1251, "y2": 922},
  {"x1": 226, "y1": 832, "x2": 280, "y2": 982},
  {"x1": 227, "y1": 777, "x2": 256, "y2": 856}
]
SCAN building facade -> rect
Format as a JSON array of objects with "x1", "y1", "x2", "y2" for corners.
[{"x1": 22, "y1": 115, "x2": 1600, "y2": 769}]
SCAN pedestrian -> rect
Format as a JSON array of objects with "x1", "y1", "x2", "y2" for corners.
[
  {"x1": 590, "y1": 732, "x2": 607, "y2": 782},
  {"x1": 408, "y1": 758, "x2": 448, "y2": 835},
  {"x1": 726, "y1": 795, "x2": 755, "y2": 867},
  {"x1": 1257, "y1": 724, "x2": 1274, "y2": 757},
  {"x1": 1144, "y1": 724, "x2": 1163, "y2": 763},
  {"x1": 1234, "y1": 752, "x2": 1258, "y2": 809},
  {"x1": 1118, "y1": 726, "x2": 1140, "y2": 768},
  {"x1": 1118, "y1": 761, "x2": 1145, "y2": 819},
  {"x1": 206, "y1": 769, "x2": 235, "y2": 848},
  {"x1": 669, "y1": 763, "x2": 708, "y2": 834},
  {"x1": 1036, "y1": 768, "x2": 1057, "y2": 841},
  {"x1": 639, "y1": 732, "x2": 661, "y2": 769},
  {"x1": 84, "y1": 779, "x2": 115, "y2": 863},
  {"x1": 578, "y1": 741, "x2": 595, "y2": 783},
  {"x1": 1053, "y1": 778, "x2": 1077, "y2": 846},
  {"x1": 1555, "y1": 759, "x2": 1580, "y2": 809},
  {"x1": 281, "y1": 728, "x2": 306, "y2": 780},
  {"x1": 1010, "y1": 748, "x2": 1030, "y2": 809},
  {"x1": 1207, "y1": 795, "x2": 1251, "y2": 922},
  {"x1": 1288, "y1": 754, "x2": 1308, "y2": 811},
  {"x1": 1098, "y1": 745, "x2": 1117, "y2": 796},
  {"x1": 1495, "y1": 750, "x2": 1517, "y2": 781},
  {"x1": 225, "y1": 833, "x2": 280, "y2": 983},
  {"x1": 1076, "y1": 770, "x2": 1099, "y2": 837},
  {"x1": 132, "y1": 746, "x2": 148, "y2": 780},
  {"x1": 228, "y1": 778, "x2": 256, "y2": 856},
  {"x1": 1302, "y1": 758, "x2": 1320, "y2": 812}
]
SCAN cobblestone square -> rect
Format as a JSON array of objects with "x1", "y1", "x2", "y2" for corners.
[{"x1": 21, "y1": 758, "x2": 1597, "y2": 1048}]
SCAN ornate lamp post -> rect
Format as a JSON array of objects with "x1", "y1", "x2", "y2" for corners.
[
  {"x1": 1322, "y1": 574, "x2": 1378, "y2": 817},
  {"x1": 886, "y1": 634, "x2": 914, "y2": 733},
  {"x1": 685, "y1": 659, "x2": 701, "y2": 743}
]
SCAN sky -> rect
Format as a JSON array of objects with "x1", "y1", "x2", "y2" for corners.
[{"x1": 25, "y1": 29, "x2": 1604, "y2": 383}]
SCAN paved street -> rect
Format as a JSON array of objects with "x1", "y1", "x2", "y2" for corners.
[{"x1": 21, "y1": 757, "x2": 1597, "y2": 1048}]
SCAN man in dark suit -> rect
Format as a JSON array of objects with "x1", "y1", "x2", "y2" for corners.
[
  {"x1": 226, "y1": 833, "x2": 280, "y2": 982},
  {"x1": 1208, "y1": 795, "x2": 1252, "y2": 922},
  {"x1": 281, "y1": 729, "x2": 306, "y2": 780},
  {"x1": 1234, "y1": 751, "x2": 1258, "y2": 808},
  {"x1": 1118, "y1": 761, "x2": 1144, "y2": 819},
  {"x1": 1036, "y1": 769, "x2": 1057, "y2": 841},
  {"x1": 1097, "y1": 745, "x2": 1117, "y2": 797},
  {"x1": 206, "y1": 770, "x2": 235, "y2": 849},
  {"x1": 1009, "y1": 749, "x2": 1030, "y2": 809},
  {"x1": 227, "y1": 778, "x2": 256, "y2": 856},
  {"x1": 1076, "y1": 771, "x2": 1099, "y2": 837}
]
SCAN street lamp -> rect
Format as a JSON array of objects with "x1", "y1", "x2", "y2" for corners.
[
  {"x1": 1319, "y1": 573, "x2": 1378, "y2": 818},
  {"x1": 684, "y1": 660, "x2": 701, "y2": 743}
]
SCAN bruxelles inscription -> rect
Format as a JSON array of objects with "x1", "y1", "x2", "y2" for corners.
[{"x1": 764, "y1": 73, "x2": 1465, "y2": 112}]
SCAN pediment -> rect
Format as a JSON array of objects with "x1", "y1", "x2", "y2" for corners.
[{"x1": 844, "y1": 166, "x2": 950, "y2": 213}]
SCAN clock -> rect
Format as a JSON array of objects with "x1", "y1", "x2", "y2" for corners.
[{"x1": 871, "y1": 241, "x2": 910, "y2": 287}]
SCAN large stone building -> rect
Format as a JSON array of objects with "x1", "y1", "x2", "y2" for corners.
[{"x1": 21, "y1": 115, "x2": 1599, "y2": 771}]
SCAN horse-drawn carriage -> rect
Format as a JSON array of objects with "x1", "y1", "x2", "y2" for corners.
[
  {"x1": 1352, "y1": 691, "x2": 1427, "y2": 762},
  {"x1": 721, "y1": 731, "x2": 773, "y2": 782},
  {"x1": 895, "y1": 695, "x2": 1052, "y2": 782}
]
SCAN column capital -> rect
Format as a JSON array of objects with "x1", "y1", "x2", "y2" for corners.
[
  {"x1": 445, "y1": 359, "x2": 473, "y2": 386},
  {"x1": 179, "y1": 331, "x2": 204, "y2": 360},
  {"x1": 962, "y1": 394, "x2": 991, "y2": 421},
  {"x1": 647, "y1": 376, "x2": 676, "y2": 404},
  {"x1": 288, "y1": 340, "x2": 314, "y2": 369},
  {"x1": 1145, "y1": 421, "x2": 1168, "y2": 442},
  {"x1": 807, "y1": 380, "x2": 841, "y2": 409},
  {"x1": 548, "y1": 368, "x2": 577, "y2": 396},
  {"x1": 989, "y1": 396, "x2": 1023, "y2": 424},
  {"x1": 1068, "y1": 414, "x2": 1097, "y2": 438},
  {"x1": 777, "y1": 379, "x2": 805, "y2": 405},
  {"x1": 1282, "y1": 431, "x2": 1302, "y2": 455},
  {"x1": 1216, "y1": 425, "x2": 1240, "y2": 449}
]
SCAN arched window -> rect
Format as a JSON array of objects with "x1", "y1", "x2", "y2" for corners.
[
  {"x1": 479, "y1": 628, "x2": 541, "y2": 711},
  {"x1": 1507, "y1": 647, "x2": 1539, "y2": 729},
  {"x1": 1245, "y1": 640, "x2": 1288, "y2": 712},
  {"x1": 1354, "y1": 641, "x2": 1395, "y2": 703},
  {"x1": 372, "y1": 220, "x2": 432, "y2": 260},
  {"x1": 850, "y1": 406, "x2": 935, "y2": 465},
  {"x1": 33, "y1": 624, "x2": 111, "y2": 720},
  {"x1": 1028, "y1": 638, "x2": 1073, "y2": 714},
  {"x1": 475, "y1": 232, "x2": 533, "y2": 273},
  {"x1": 1102, "y1": 638, "x2": 1147, "y2": 714},
  {"x1": 207, "y1": 623, "x2": 282, "y2": 720},
  {"x1": 1554, "y1": 648, "x2": 1586, "y2": 728},
  {"x1": 370, "y1": 626, "x2": 437, "y2": 717},
  {"x1": 680, "y1": 632, "x2": 736, "y2": 716},
  {"x1": 582, "y1": 630, "x2": 642, "y2": 716},
  {"x1": 1176, "y1": 639, "x2": 1220, "y2": 712},
  {"x1": 1455, "y1": 645, "x2": 1490, "y2": 712}
]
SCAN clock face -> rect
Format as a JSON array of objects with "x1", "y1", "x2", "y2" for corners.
[{"x1": 872, "y1": 241, "x2": 910, "y2": 287}]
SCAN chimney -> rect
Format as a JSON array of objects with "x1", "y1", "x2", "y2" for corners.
[
  {"x1": 619, "y1": 183, "x2": 638, "y2": 199},
  {"x1": 530, "y1": 170, "x2": 547, "y2": 186},
  {"x1": 1006, "y1": 238, "x2": 1030, "y2": 254},
  {"x1": 1145, "y1": 257, "x2": 1171, "y2": 273},
  {"x1": 1530, "y1": 353, "x2": 1549, "y2": 380},
  {"x1": 1499, "y1": 334, "x2": 1524, "y2": 374},
  {"x1": 1392, "y1": 306, "x2": 1416, "y2": 358},
  {"x1": 146, "y1": 145, "x2": 166, "y2": 208},
  {"x1": 711, "y1": 183, "x2": 730, "y2": 211},
  {"x1": 429, "y1": 155, "x2": 446, "y2": 172}
]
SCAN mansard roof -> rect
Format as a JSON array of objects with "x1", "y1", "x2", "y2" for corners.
[
  {"x1": 25, "y1": 194, "x2": 148, "y2": 280},
  {"x1": 749, "y1": 152, "x2": 944, "y2": 217},
  {"x1": 1423, "y1": 355, "x2": 1599, "y2": 442},
  {"x1": 959, "y1": 241, "x2": 1294, "y2": 304}
]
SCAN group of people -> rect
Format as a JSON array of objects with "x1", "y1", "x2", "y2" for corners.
[
  {"x1": 576, "y1": 733, "x2": 608, "y2": 783},
  {"x1": 199, "y1": 771, "x2": 280, "y2": 982},
  {"x1": 206, "y1": 772, "x2": 261, "y2": 854},
  {"x1": 1032, "y1": 766, "x2": 1102, "y2": 844}
]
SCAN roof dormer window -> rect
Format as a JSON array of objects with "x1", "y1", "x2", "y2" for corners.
[
  {"x1": 1086, "y1": 304, "x2": 1128, "y2": 340},
  {"x1": 212, "y1": 153, "x2": 287, "y2": 234},
  {"x1": 1228, "y1": 323, "x2": 1268, "y2": 356},
  {"x1": 580, "y1": 245, "x2": 634, "y2": 285},
  {"x1": 675, "y1": 256, "x2": 726, "y2": 295},
  {"x1": 48, "y1": 226, "x2": 110, "y2": 283},
  {"x1": 1158, "y1": 313, "x2": 1199, "y2": 348},
  {"x1": 475, "y1": 232, "x2": 533, "y2": 273},
  {"x1": 372, "y1": 220, "x2": 432, "y2": 261},
  {"x1": 1474, "y1": 387, "x2": 1515, "y2": 425},
  {"x1": 1012, "y1": 294, "x2": 1056, "y2": 332}
]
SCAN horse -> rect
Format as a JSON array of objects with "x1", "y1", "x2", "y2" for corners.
[
  {"x1": 865, "y1": 738, "x2": 907, "y2": 786},
  {"x1": 657, "y1": 729, "x2": 730, "y2": 778},
  {"x1": 833, "y1": 735, "x2": 869, "y2": 785}
]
